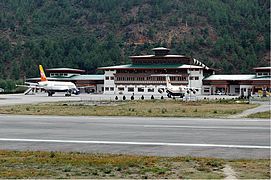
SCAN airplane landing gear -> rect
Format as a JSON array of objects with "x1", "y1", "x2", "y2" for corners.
[
  {"x1": 48, "y1": 91, "x2": 55, "y2": 96},
  {"x1": 65, "y1": 90, "x2": 72, "y2": 96}
]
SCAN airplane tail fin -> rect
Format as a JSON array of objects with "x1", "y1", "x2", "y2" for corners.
[
  {"x1": 39, "y1": 65, "x2": 47, "y2": 81},
  {"x1": 165, "y1": 75, "x2": 172, "y2": 87}
]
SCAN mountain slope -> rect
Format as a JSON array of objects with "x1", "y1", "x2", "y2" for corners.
[{"x1": 0, "y1": 0, "x2": 269, "y2": 79}]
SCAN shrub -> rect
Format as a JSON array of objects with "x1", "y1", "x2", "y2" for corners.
[{"x1": 161, "y1": 108, "x2": 167, "y2": 113}]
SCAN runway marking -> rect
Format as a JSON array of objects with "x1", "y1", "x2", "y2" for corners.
[
  {"x1": 0, "y1": 138, "x2": 270, "y2": 149},
  {"x1": 143, "y1": 125, "x2": 270, "y2": 130}
]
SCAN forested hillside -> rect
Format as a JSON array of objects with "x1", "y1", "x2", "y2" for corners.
[{"x1": 0, "y1": 0, "x2": 270, "y2": 81}]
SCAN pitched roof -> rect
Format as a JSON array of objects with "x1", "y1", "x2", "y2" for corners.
[
  {"x1": 253, "y1": 67, "x2": 271, "y2": 70},
  {"x1": 204, "y1": 75, "x2": 256, "y2": 81},
  {"x1": 98, "y1": 64, "x2": 204, "y2": 70},
  {"x1": 26, "y1": 75, "x2": 104, "y2": 81},
  {"x1": 46, "y1": 68, "x2": 85, "y2": 73}
]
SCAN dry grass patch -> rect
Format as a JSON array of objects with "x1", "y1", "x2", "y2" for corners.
[
  {"x1": 0, "y1": 150, "x2": 269, "y2": 179},
  {"x1": 247, "y1": 110, "x2": 271, "y2": 119},
  {"x1": 0, "y1": 100, "x2": 257, "y2": 118},
  {"x1": 228, "y1": 159, "x2": 270, "y2": 179}
]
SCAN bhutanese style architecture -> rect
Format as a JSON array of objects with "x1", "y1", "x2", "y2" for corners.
[
  {"x1": 98, "y1": 47, "x2": 270, "y2": 97},
  {"x1": 25, "y1": 47, "x2": 270, "y2": 97},
  {"x1": 203, "y1": 67, "x2": 271, "y2": 96},
  {"x1": 98, "y1": 47, "x2": 214, "y2": 95}
]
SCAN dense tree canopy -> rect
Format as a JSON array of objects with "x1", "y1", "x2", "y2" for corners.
[{"x1": 0, "y1": 0, "x2": 269, "y2": 81}]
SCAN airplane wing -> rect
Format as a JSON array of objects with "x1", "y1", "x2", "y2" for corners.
[
  {"x1": 25, "y1": 82, "x2": 39, "y2": 86},
  {"x1": 16, "y1": 82, "x2": 39, "y2": 88}
]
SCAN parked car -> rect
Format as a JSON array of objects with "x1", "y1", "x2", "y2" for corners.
[{"x1": 0, "y1": 88, "x2": 4, "y2": 92}]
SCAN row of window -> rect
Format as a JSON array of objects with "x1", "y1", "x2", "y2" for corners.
[
  {"x1": 50, "y1": 73, "x2": 68, "y2": 77},
  {"x1": 257, "y1": 72, "x2": 270, "y2": 76},
  {"x1": 126, "y1": 87, "x2": 161, "y2": 92},
  {"x1": 133, "y1": 60, "x2": 186, "y2": 64},
  {"x1": 105, "y1": 87, "x2": 114, "y2": 91},
  {"x1": 115, "y1": 76, "x2": 190, "y2": 81},
  {"x1": 117, "y1": 70, "x2": 187, "y2": 74},
  {"x1": 105, "y1": 86, "x2": 165, "y2": 93},
  {"x1": 203, "y1": 87, "x2": 249, "y2": 94},
  {"x1": 189, "y1": 76, "x2": 199, "y2": 80},
  {"x1": 105, "y1": 76, "x2": 114, "y2": 80},
  {"x1": 106, "y1": 75, "x2": 200, "y2": 82}
]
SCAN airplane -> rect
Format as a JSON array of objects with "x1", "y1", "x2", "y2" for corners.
[
  {"x1": 19, "y1": 65, "x2": 80, "y2": 96},
  {"x1": 157, "y1": 75, "x2": 200, "y2": 98}
]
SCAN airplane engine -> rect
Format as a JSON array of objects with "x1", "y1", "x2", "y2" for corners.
[{"x1": 158, "y1": 88, "x2": 164, "y2": 93}]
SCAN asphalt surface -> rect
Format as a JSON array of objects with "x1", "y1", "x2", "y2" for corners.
[
  {"x1": 0, "y1": 115, "x2": 270, "y2": 159},
  {"x1": 0, "y1": 93, "x2": 239, "y2": 106}
]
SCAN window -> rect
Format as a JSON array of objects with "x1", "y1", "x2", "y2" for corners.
[
  {"x1": 148, "y1": 88, "x2": 154, "y2": 92},
  {"x1": 110, "y1": 76, "x2": 114, "y2": 80},
  {"x1": 195, "y1": 76, "x2": 199, "y2": 80},
  {"x1": 138, "y1": 87, "x2": 144, "y2": 92},
  {"x1": 105, "y1": 87, "x2": 109, "y2": 91},
  {"x1": 105, "y1": 76, "x2": 109, "y2": 80},
  {"x1": 235, "y1": 88, "x2": 240, "y2": 93},
  {"x1": 189, "y1": 77, "x2": 194, "y2": 80},
  {"x1": 204, "y1": 87, "x2": 210, "y2": 93},
  {"x1": 110, "y1": 87, "x2": 114, "y2": 91},
  {"x1": 118, "y1": 87, "x2": 124, "y2": 91},
  {"x1": 128, "y1": 87, "x2": 134, "y2": 92}
]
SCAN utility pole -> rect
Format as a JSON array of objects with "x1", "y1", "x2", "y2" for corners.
[{"x1": 188, "y1": 52, "x2": 194, "y2": 101}]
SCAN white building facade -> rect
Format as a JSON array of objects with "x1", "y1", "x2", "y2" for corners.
[
  {"x1": 99, "y1": 48, "x2": 270, "y2": 97},
  {"x1": 99, "y1": 47, "x2": 213, "y2": 96}
]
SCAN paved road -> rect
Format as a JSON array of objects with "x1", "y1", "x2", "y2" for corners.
[
  {"x1": 228, "y1": 103, "x2": 270, "y2": 118},
  {"x1": 0, "y1": 115, "x2": 269, "y2": 159}
]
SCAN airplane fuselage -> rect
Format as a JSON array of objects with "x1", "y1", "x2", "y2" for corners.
[
  {"x1": 166, "y1": 87, "x2": 185, "y2": 98},
  {"x1": 38, "y1": 81, "x2": 80, "y2": 96}
]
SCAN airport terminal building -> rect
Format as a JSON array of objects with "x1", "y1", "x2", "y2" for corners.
[
  {"x1": 98, "y1": 47, "x2": 271, "y2": 97},
  {"x1": 26, "y1": 47, "x2": 270, "y2": 97},
  {"x1": 98, "y1": 47, "x2": 214, "y2": 96}
]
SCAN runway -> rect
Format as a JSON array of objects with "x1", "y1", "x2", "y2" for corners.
[{"x1": 0, "y1": 115, "x2": 269, "y2": 159}]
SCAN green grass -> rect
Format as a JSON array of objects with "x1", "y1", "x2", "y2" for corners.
[
  {"x1": 0, "y1": 150, "x2": 269, "y2": 179},
  {"x1": 0, "y1": 99, "x2": 257, "y2": 118},
  {"x1": 246, "y1": 110, "x2": 271, "y2": 119}
]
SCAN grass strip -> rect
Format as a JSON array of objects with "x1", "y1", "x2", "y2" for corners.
[
  {"x1": 0, "y1": 99, "x2": 257, "y2": 118},
  {"x1": 246, "y1": 110, "x2": 271, "y2": 119},
  {"x1": 0, "y1": 150, "x2": 269, "y2": 179}
]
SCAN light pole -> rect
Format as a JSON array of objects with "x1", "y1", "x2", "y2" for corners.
[{"x1": 189, "y1": 56, "x2": 193, "y2": 101}]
